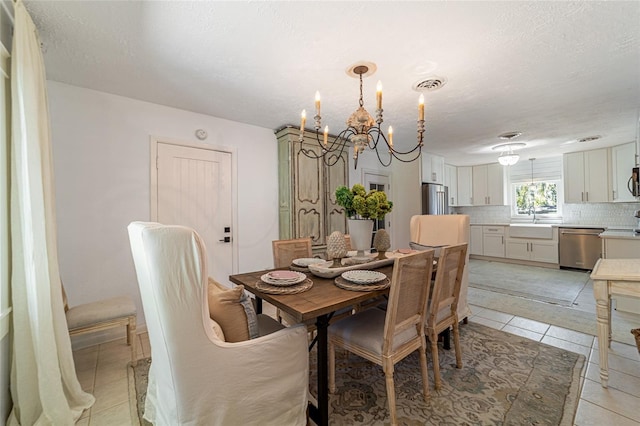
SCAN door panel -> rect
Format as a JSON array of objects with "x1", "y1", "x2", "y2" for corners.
[{"x1": 156, "y1": 142, "x2": 232, "y2": 285}]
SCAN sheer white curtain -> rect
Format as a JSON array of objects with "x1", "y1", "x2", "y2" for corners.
[{"x1": 8, "y1": 1, "x2": 94, "y2": 424}]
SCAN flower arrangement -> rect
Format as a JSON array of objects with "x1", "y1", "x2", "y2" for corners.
[{"x1": 335, "y1": 184, "x2": 393, "y2": 220}]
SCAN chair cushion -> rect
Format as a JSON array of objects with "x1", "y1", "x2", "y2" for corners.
[
  {"x1": 66, "y1": 296, "x2": 136, "y2": 330},
  {"x1": 207, "y1": 278, "x2": 259, "y2": 342},
  {"x1": 329, "y1": 308, "x2": 416, "y2": 357}
]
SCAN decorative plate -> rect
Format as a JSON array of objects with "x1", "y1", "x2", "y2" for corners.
[
  {"x1": 334, "y1": 276, "x2": 390, "y2": 292},
  {"x1": 256, "y1": 279, "x2": 313, "y2": 294},
  {"x1": 261, "y1": 271, "x2": 307, "y2": 286},
  {"x1": 292, "y1": 258, "x2": 326, "y2": 267},
  {"x1": 341, "y1": 270, "x2": 387, "y2": 284}
]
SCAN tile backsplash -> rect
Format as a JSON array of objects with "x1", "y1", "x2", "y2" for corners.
[{"x1": 454, "y1": 202, "x2": 640, "y2": 228}]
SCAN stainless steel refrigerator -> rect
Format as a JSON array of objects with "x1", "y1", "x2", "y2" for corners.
[{"x1": 421, "y1": 183, "x2": 449, "y2": 215}]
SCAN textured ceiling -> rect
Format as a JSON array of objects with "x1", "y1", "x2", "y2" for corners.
[{"x1": 24, "y1": 1, "x2": 640, "y2": 166}]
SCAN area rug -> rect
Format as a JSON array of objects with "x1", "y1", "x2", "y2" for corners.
[
  {"x1": 131, "y1": 323, "x2": 585, "y2": 425},
  {"x1": 468, "y1": 259, "x2": 590, "y2": 307}
]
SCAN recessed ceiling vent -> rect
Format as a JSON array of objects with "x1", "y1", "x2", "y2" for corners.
[
  {"x1": 578, "y1": 135, "x2": 601, "y2": 143},
  {"x1": 498, "y1": 131, "x2": 522, "y2": 140},
  {"x1": 413, "y1": 76, "x2": 447, "y2": 92}
]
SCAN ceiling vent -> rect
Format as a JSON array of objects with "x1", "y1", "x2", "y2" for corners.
[
  {"x1": 578, "y1": 135, "x2": 601, "y2": 143},
  {"x1": 413, "y1": 76, "x2": 447, "y2": 92},
  {"x1": 498, "y1": 131, "x2": 522, "y2": 140}
]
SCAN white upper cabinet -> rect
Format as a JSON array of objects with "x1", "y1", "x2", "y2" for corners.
[
  {"x1": 421, "y1": 152, "x2": 445, "y2": 184},
  {"x1": 457, "y1": 166, "x2": 473, "y2": 206},
  {"x1": 611, "y1": 142, "x2": 638, "y2": 202},
  {"x1": 563, "y1": 148, "x2": 609, "y2": 203},
  {"x1": 472, "y1": 163, "x2": 504, "y2": 205},
  {"x1": 444, "y1": 164, "x2": 458, "y2": 206}
]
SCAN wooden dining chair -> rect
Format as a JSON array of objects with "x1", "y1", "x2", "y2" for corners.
[
  {"x1": 425, "y1": 242, "x2": 468, "y2": 390},
  {"x1": 272, "y1": 237, "x2": 313, "y2": 268},
  {"x1": 328, "y1": 250, "x2": 435, "y2": 426},
  {"x1": 272, "y1": 238, "x2": 314, "y2": 326}
]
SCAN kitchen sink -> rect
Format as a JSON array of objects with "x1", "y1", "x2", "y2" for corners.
[{"x1": 509, "y1": 224, "x2": 554, "y2": 239}]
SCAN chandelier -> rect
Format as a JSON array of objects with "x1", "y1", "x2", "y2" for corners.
[
  {"x1": 493, "y1": 141, "x2": 526, "y2": 166},
  {"x1": 298, "y1": 62, "x2": 425, "y2": 169}
]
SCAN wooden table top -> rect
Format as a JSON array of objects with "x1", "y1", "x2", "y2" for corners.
[{"x1": 229, "y1": 265, "x2": 394, "y2": 323}]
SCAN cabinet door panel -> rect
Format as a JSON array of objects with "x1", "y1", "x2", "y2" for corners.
[
  {"x1": 506, "y1": 240, "x2": 529, "y2": 260},
  {"x1": 486, "y1": 163, "x2": 504, "y2": 205},
  {"x1": 564, "y1": 152, "x2": 585, "y2": 203},
  {"x1": 472, "y1": 165, "x2": 488, "y2": 205},
  {"x1": 584, "y1": 149, "x2": 608, "y2": 202},
  {"x1": 611, "y1": 143, "x2": 637, "y2": 202},
  {"x1": 483, "y1": 234, "x2": 505, "y2": 257},
  {"x1": 530, "y1": 242, "x2": 558, "y2": 263},
  {"x1": 457, "y1": 167, "x2": 473, "y2": 206}
]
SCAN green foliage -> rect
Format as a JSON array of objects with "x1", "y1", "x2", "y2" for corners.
[
  {"x1": 334, "y1": 184, "x2": 393, "y2": 220},
  {"x1": 514, "y1": 182, "x2": 558, "y2": 215}
]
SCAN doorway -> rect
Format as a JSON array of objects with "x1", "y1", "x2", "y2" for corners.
[
  {"x1": 363, "y1": 170, "x2": 391, "y2": 245},
  {"x1": 150, "y1": 139, "x2": 235, "y2": 285}
]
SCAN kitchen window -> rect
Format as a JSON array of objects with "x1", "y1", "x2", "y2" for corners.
[{"x1": 508, "y1": 156, "x2": 563, "y2": 220}]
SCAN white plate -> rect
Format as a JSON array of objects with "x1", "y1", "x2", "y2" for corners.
[
  {"x1": 267, "y1": 270, "x2": 301, "y2": 280},
  {"x1": 261, "y1": 271, "x2": 307, "y2": 286},
  {"x1": 292, "y1": 258, "x2": 326, "y2": 267},
  {"x1": 341, "y1": 270, "x2": 387, "y2": 284}
]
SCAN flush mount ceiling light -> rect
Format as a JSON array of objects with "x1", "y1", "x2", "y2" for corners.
[
  {"x1": 493, "y1": 142, "x2": 526, "y2": 166},
  {"x1": 578, "y1": 135, "x2": 601, "y2": 143},
  {"x1": 297, "y1": 61, "x2": 426, "y2": 169}
]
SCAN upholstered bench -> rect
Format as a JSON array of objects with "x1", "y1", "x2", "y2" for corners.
[{"x1": 65, "y1": 295, "x2": 137, "y2": 361}]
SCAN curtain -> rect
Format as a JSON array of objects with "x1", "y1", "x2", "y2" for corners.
[{"x1": 8, "y1": 1, "x2": 94, "y2": 424}]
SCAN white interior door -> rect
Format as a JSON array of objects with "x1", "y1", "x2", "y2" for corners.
[{"x1": 155, "y1": 142, "x2": 233, "y2": 285}]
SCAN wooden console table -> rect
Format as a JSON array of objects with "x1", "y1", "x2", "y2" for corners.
[{"x1": 590, "y1": 258, "x2": 640, "y2": 388}]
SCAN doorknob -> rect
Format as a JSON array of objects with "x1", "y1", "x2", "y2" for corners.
[{"x1": 219, "y1": 236, "x2": 231, "y2": 243}]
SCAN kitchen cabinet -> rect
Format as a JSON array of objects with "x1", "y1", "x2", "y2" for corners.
[
  {"x1": 457, "y1": 166, "x2": 473, "y2": 206},
  {"x1": 276, "y1": 127, "x2": 348, "y2": 254},
  {"x1": 482, "y1": 226, "x2": 505, "y2": 258},
  {"x1": 611, "y1": 142, "x2": 638, "y2": 202},
  {"x1": 444, "y1": 164, "x2": 458, "y2": 206},
  {"x1": 563, "y1": 149, "x2": 609, "y2": 203},
  {"x1": 505, "y1": 240, "x2": 558, "y2": 263},
  {"x1": 470, "y1": 225, "x2": 483, "y2": 255},
  {"x1": 421, "y1": 152, "x2": 445, "y2": 184},
  {"x1": 472, "y1": 163, "x2": 504, "y2": 205}
]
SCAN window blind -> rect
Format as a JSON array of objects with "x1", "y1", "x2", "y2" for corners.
[{"x1": 508, "y1": 156, "x2": 562, "y2": 183}]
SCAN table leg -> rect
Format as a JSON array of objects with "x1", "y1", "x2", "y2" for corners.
[
  {"x1": 593, "y1": 279, "x2": 610, "y2": 388},
  {"x1": 308, "y1": 314, "x2": 330, "y2": 426},
  {"x1": 255, "y1": 297, "x2": 262, "y2": 314}
]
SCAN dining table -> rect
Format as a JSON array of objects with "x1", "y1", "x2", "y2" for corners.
[{"x1": 229, "y1": 263, "x2": 394, "y2": 426}]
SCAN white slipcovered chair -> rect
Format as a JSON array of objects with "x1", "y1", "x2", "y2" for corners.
[
  {"x1": 409, "y1": 214, "x2": 472, "y2": 322},
  {"x1": 127, "y1": 222, "x2": 309, "y2": 426}
]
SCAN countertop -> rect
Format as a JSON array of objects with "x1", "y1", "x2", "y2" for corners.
[
  {"x1": 599, "y1": 230, "x2": 640, "y2": 240},
  {"x1": 470, "y1": 223, "x2": 635, "y2": 231}
]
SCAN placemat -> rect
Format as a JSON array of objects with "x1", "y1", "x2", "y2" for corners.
[
  {"x1": 334, "y1": 276, "x2": 390, "y2": 292},
  {"x1": 256, "y1": 278, "x2": 313, "y2": 294}
]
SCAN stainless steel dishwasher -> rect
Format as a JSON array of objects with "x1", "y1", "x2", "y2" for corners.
[{"x1": 559, "y1": 227, "x2": 605, "y2": 270}]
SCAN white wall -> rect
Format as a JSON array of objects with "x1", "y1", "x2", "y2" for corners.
[{"x1": 48, "y1": 82, "x2": 280, "y2": 334}]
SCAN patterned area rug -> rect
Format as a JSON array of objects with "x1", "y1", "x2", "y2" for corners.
[{"x1": 130, "y1": 323, "x2": 584, "y2": 425}]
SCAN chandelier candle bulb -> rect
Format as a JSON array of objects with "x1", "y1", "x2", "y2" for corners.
[
  {"x1": 315, "y1": 91, "x2": 321, "y2": 116},
  {"x1": 300, "y1": 109, "x2": 306, "y2": 132},
  {"x1": 388, "y1": 126, "x2": 393, "y2": 148},
  {"x1": 376, "y1": 80, "x2": 382, "y2": 109},
  {"x1": 323, "y1": 126, "x2": 328, "y2": 146},
  {"x1": 418, "y1": 94, "x2": 425, "y2": 121}
]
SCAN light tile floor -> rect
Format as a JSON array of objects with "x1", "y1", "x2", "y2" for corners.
[{"x1": 73, "y1": 303, "x2": 639, "y2": 425}]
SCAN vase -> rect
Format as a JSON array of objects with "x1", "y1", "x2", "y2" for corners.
[{"x1": 347, "y1": 218, "x2": 374, "y2": 260}]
